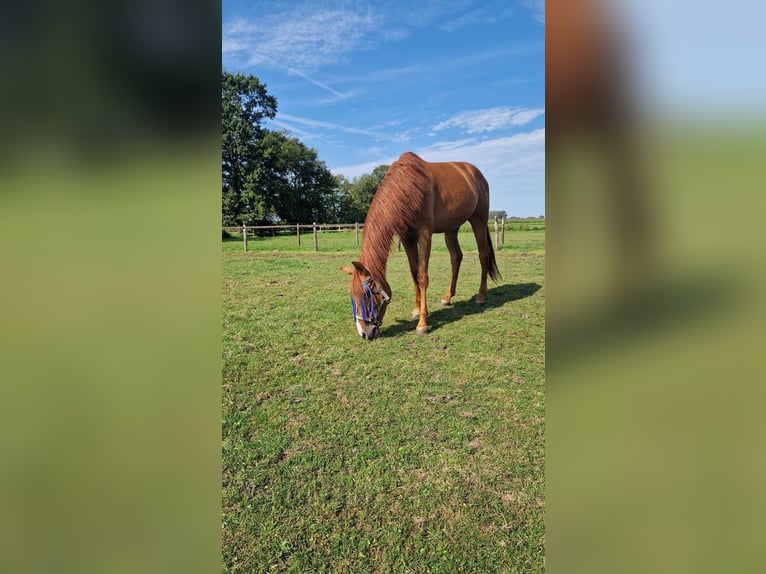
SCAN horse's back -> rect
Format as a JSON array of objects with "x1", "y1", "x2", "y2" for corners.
[
  {"x1": 424, "y1": 160, "x2": 489, "y2": 230},
  {"x1": 389, "y1": 152, "x2": 489, "y2": 232}
]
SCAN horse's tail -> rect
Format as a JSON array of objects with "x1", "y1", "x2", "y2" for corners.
[{"x1": 485, "y1": 228, "x2": 501, "y2": 282}]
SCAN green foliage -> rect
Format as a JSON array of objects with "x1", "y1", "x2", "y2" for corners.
[
  {"x1": 489, "y1": 210, "x2": 508, "y2": 220},
  {"x1": 334, "y1": 164, "x2": 389, "y2": 223},
  {"x1": 259, "y1": 130, "x2": 337, "y2": 224},
  {"x1": 222, "y1": 69, "x2": 383, "y2": 225},
  {"x1": 221, "y1": 71, "x2": 277, "y2": 226},
  {"x1": 221, "y1": 69, "x2": 392, "y2": 225}
]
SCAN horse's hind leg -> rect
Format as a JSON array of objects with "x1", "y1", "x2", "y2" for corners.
[
  {"x1": 470, "y1": 218, "x2": 490, "y2": 303},
  {"x1": 441, "y1": 229, "x2": 463, "y2": 306}
]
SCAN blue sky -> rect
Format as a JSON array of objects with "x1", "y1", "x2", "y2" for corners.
[
  {"x1": 222, "y1": 0, "x2": 545, "y2": 217},
  {"x1": 614, "y1": 0, "x2": 766, "y2": 118}
]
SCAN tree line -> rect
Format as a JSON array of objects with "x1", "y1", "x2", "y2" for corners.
[{"x1": 222, "y1": 71, "x2": 387, "y2": 226}]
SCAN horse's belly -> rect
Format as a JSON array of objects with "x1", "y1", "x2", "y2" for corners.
[
  {"x1": 431, "y1": 195, "x2": 479, "y2": 233},
  {"x1": 432, "y1": 212, "x2": 470, "y2": 233}
]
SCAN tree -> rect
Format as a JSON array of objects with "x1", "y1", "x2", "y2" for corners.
[
  {"x1": 488, "y1": 210, "x2": 508, "y2": 220},
  {"x1": 353, "y1": 164, "x2": 389, "y2": 216},
  {"x1": 334, "y1": 164, "x2": 389, "y2": 222},
  {"x1": 221, "y1": 70, "x2": 393, "y2": 225},
  {"x1": 333, "y1": 174, "x2": 356, "y2": 223},
  {"x1": 259, "y1": 130, "x2": 337, "y2": 224},
  {"x1": 221, "y1": 71, "x2": 277, "y2": 226}
]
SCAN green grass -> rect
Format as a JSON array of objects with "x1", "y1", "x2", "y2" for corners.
[
  {"x1": 222, "y1": 229, "x2": 544, "y2": 572},
  {"x1": 224, "y1": 222, "x2": 544, "y2": 255}
]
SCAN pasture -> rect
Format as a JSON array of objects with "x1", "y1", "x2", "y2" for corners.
[{"x1": 222, "y1": 228, "x2": 545, "y2": 572}]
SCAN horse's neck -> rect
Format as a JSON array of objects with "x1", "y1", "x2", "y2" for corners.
[{"x1": 360, "y1": 224, "x2": 393, "y2": 282}]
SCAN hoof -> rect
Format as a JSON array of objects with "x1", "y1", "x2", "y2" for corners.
[
  {"x1": 415, "y1": 326, "x2": 429, "y2": 336},
  {"x1": 475, "y1": 298, "x2": 486, "y2": 305},
  {"x1": 411, "y1": 311, "x2": 420, "y2": 319},
  {"x1": 439, "y1": 299, "x2": 451, "y2": 307}
]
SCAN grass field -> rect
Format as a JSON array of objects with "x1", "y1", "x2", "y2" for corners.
[{"x1": 222, "y1": 228, "x2": 545, "y2": 572}]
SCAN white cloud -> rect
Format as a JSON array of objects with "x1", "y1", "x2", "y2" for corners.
[
  {"x1": 418, "y1": 129, "x2": 545, "y2": 175},
  {"x1": 222, "y1": 1, "x2": 521, "y2": 74},
  {"x1": 438, "y1": 2, "x2": 515, "y2": 32},
  {"x1": 223, "y1": 6, "x2": 377, "y2": 73},
  {"x1": 327, "y1": 65, "x2": 424, "y2": 86},
  {"x1": 521, "y1": 0, "x2": 545, "y2": 25},
  {"x1": 223, "y1": 3, "x2": 543, "y2": 108},
  {"x1": 281, "y1": 68, "x2": 351, "y2": 100},
  {"x1": 331, "y1": 158, "x2": 387, "y2": 180},
  {"x1": 330, "y1": 128, "x2": 545, "y2": 215},
  {"x1": 276, "y1": 113, "x2": 393, "y2": 141},
  {"x1": 432, "y1": 106, "x2": 545, "y2": 133},
  {"x1": 332, "y1": 128, "x2": 545, "y2": 180},
  {"x1": 268, "y1": 119, "x2": 318, "y2": 142}
]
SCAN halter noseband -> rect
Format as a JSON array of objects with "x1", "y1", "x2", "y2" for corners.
[{"x1": 351, "y1": 277, "x2": 390, "y2": 326}]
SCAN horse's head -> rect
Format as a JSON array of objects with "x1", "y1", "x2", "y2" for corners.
[{"x1": 341, "y1": 261, "x2": 391, "y2": 341}]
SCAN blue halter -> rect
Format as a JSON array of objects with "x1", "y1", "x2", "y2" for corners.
[{"x1": 351, "y1": 278, "x2": 390, "y2": 325}]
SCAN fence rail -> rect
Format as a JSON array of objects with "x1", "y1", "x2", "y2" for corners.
[
  {"x1": 222, "y1": 223, "x2": 363, "y2": 232},
  {"x1": 224, "y1": 218, "x2": 544, "y2": 252},
  {"x1": 224, "y1": 222, "x2": 364, "y2": 252}
]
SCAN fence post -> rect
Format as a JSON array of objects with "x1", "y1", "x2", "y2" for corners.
[
  {"x1": 494, "y1": 216, "x2": 499, "y2": 250},
  {"x1": 501, "y1": 217, "x2": 506, "y2": 245},
  {"x1": 297, "y1": 223, "x2": 301, "y2": 247},
  {"x1": 355, "y1": 222, "x2": 359, "y2": 246},
  {"x1": 313, "y1": 222, "x2": 318, "y2": 251},
  {"x1": 242, "y1": 224, "x2": 248, "y2": 252}
]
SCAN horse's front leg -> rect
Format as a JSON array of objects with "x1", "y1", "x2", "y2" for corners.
[
  {"x1": 415, "y1": 232, "x2": 432, "y2": 335},
  {"x1": 401, "y1": 236, "x2": 421, "y2": 319}
]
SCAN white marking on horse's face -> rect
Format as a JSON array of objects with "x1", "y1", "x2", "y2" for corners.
[{"x1": 355, "y1": 319, "x2": 379, "y2": 341}]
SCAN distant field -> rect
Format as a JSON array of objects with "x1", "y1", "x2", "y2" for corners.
[
  {"x1": 223, "y1": 222, "x2": 544, "y2": 254},
  {"x1": 222, "y1": 229, "x2": 545, "y2": 572}
]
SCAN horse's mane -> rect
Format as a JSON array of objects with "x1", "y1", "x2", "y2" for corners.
[{"x1": 361, "y1": 152, "x2": 429, "y2": 279}]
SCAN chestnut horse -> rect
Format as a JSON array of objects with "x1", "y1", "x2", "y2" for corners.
[
  {"x1": 341, "y1": 152, "x2": 500, "y2": 340},
  {"x1": 547, "y1": 0, "x2": 651, "y2": 276}
]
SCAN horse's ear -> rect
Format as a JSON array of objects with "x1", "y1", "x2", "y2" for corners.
[
  {"x1": 351, "y1": 261, "x2": 370, "y2": 276},
  {"x1": 340, "y1": 266, "x2": 354, "y2": 275}
]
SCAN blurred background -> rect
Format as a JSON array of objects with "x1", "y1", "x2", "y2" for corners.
[
  {"x1": 547, "y1": 1, "x2": 766, "y2": 572},
  {"x1": 2, "y1": 0, "x2": 765, "y2": 572},
  {"x1": 0, "y1": 1, "x2": 221, "y2": 573}
]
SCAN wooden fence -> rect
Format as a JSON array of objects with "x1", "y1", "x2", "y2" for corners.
[
  {"x1": 223, "y1": 218, "x2": 543, "y2": 252},
  {"x1": 222, "y1": 222, "x2": 363, "y2": 252}
]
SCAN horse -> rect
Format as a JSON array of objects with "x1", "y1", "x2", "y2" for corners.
[
  {"x1": 546, "y1": 0, "x2": 651, "y2": 268},
  {"x1": 341, "y1": 151, "x2": 500, "y2": 341}
]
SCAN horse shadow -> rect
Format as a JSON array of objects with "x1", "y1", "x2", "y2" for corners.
[
  {"x1": 384, "y1": 282, "x2": 542, "y2": 337},
  {"x1": 546, "y1": 269, "x2": 737, "y2": 370}
]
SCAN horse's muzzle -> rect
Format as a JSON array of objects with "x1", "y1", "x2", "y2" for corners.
[{"x1": 360, "y1": 324, "x2": 379, "y2": 341}]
